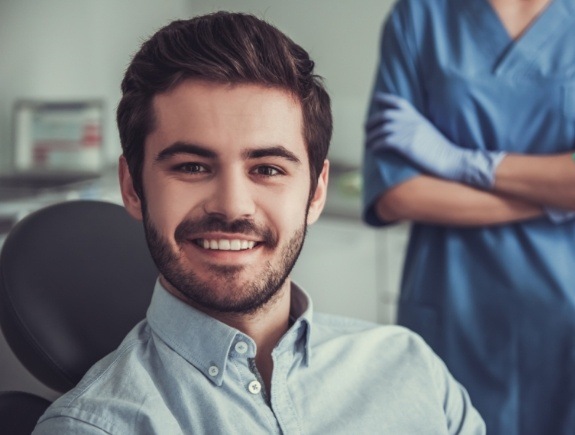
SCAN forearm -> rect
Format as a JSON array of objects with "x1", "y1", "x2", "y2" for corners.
[
  {"x1": 494, "y1": 152, "x2": 575, "y2": 210},
  {"x1": 375, "y1": 175, "x2": 543, "y2": 227}
]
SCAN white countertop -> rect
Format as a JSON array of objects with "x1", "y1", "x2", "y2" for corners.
[{"x1": 0, "y1": 166, "x2": 123, "y2": 238}]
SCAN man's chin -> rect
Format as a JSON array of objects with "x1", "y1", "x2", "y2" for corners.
[
  {"x1": 180, "y1": 291, "x2": 276, "y2": 316},
  {"x1": 161, "y1": 272, "x2": 286, "y2": 315},
  {"x1": 205, "y1": 263, "x2": 245, "y2": 277}
]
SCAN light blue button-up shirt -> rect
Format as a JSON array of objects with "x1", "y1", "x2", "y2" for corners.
[{"x1": 33, "y1": 281, "x2": 484, "y2": 434}]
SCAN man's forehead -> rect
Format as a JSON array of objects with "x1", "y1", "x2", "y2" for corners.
[{"x1": 146, "y1": 80, "x2": 307, "y2": 158}]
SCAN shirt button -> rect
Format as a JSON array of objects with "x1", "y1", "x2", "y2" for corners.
[
  {"x1": 248, "y1": 380, "x2": 262, "y2": 395},
  {"x1": 208, "y1": 365, "x2": 219, "y2": 377},
  {"x1": 235, "y1": 341, "x2": 248, "y2": 354}
]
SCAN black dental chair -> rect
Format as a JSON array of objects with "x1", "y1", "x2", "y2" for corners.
[{"x1": 0, "y1": 200, "x2": 157, "y2": 434}]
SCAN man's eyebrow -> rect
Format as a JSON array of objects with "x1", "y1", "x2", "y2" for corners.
[
  {"x1": 243, "y1": 146, "x2": 301, "y2": 164},
  {"x1": 155, "y1": 142, "x2": 217, "y2": 162}
]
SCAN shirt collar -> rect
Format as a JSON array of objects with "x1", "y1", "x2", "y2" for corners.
[
  {"x1": 283, "y1": 282, "x2": 313, "y2": 366},
  {"x1": 146, "y1": 280, "x2": 314, "y2": 385}
]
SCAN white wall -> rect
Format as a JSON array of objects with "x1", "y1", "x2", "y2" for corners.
[{"x1": 0, "y1": 0, "x2": 395, "y2": 170}]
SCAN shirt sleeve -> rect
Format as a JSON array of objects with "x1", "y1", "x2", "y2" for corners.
[
  {"x1": 425, "y1": 342, "x2": 487, "y2": 435},
  {"x1": 362, "y1": 0, "x2": 427, "y2": 226},
  {"x1": 33, "y1": 416, "x2": 111, "y2": 435}
]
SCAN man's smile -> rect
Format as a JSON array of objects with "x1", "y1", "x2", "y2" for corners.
[{"x1": 194, "y1": 238, "x2": 257, "y2": 251}]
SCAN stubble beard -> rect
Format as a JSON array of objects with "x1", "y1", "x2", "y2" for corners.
[{"x1": 142, "y1": 208, "x2": 307, "y2": 315}]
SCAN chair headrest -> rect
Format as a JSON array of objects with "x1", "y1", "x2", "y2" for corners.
[{"x1": 0, "y1": 200, "x2": 158, "y2": 393}]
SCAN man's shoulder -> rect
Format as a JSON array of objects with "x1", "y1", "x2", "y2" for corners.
[
  {"x1": 310, "y1": 313, "x2": 452, "y2": 401},
  {"x1": 33, "y1": 320, "x2": 174, "y2": 433},
  {"x1": 312, "y1": 312, "x2": 433, "y2": 357}
]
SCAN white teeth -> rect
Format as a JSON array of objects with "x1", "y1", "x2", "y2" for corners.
[{"x1": 198, "y1": 239, "x2": 256, "y2": 251}]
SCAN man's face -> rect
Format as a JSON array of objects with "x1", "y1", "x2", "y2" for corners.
[{"x1": 120, "y1": 80, "x2": 328, "y2": 315}]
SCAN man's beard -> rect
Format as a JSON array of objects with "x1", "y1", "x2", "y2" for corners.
[{"x1": 142, "y1": 209, "x2": 307, "y2": 315}]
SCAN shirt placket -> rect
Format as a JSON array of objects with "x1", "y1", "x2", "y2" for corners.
[
  {"x1": 269, "y1": 342, "x2": 303, "y2": 435},
  {"x1": 229, "y1": 336, "x2": 282, "y2": 433}
]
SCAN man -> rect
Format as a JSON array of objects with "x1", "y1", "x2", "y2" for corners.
[{"x1": 33, "y1": 12, "x2": 484, "y2": 434}]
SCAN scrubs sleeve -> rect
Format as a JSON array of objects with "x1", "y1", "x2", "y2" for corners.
[{"x1": 362, "y1": 0, "x2": 427, "y2": 227}]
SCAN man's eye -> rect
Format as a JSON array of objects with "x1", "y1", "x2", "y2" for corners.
[
  {"x1": 253, "y1": 166, "x2": 282, "y2": 176},
  {"x1": 173, "y1": 163, "x2": 207, "y2": 173}
]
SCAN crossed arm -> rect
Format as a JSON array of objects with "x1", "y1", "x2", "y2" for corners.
[
  {"x1": 370, "y1": 95, "x2": 575, "y2": 227},
  {"x1": 375, "y1": 175, "x2": 543, "y2": 226}
]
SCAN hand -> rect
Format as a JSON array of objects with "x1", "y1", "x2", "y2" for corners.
[{"x1": 366, "y1": 93, "x2": 505, "y2": 189}]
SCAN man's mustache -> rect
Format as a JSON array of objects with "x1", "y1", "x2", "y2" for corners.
[{"x1": 174, "y1": 216, "x2": 277, "y2": 246}]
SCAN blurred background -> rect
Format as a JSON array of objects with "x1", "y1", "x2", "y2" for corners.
[
  {"x1": 0, "y1": 0, "x2": 409, "y2": 400},
  {"x1": 0, "y1": 0, "x2": 393, "y2": 169}
]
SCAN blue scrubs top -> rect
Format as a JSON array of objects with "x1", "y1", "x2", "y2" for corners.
[{"x1": 362, "y1": 0, "x2": 575, "y2": 434}]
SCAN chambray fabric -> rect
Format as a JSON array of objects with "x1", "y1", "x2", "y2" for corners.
[{"x1": 33, "y1": 280, "x2": 484, "y2": 434}]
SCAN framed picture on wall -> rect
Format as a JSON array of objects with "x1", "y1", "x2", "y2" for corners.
[{"x1": 12, "y1": 100, "x2": 104, "y2": 174}]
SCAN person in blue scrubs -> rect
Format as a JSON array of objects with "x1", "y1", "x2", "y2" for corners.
[{"x1": 362, "y1": 0, "x2": 575, "y2": 434}]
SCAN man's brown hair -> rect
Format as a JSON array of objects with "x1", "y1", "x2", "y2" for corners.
[{"x1": 117, "y1": 11, "x2": 332, "y2": 198}]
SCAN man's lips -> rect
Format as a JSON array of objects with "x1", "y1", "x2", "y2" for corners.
[
  {"x1": 193, "y1": 238, "x2": 257, "y2": 251},
  {"x1": 175, "y1": 218, "x2": 275, "y2": 251}
]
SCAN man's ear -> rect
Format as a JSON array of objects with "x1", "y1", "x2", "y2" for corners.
[
  {"x1": 307, "y1": 160, "x2": 329, "y2": 225},
  {"x1": 119, "y1": 156, "x2": 143, "y2": 221}
]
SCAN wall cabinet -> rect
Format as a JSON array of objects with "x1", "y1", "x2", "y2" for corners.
[{"x1": 291, "y1": 216, "x2": 409, "y2": 324}]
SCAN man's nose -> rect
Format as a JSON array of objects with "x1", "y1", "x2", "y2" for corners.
[{"x1": 203, "y1": 171, "x2": 256, "y2": 220}]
